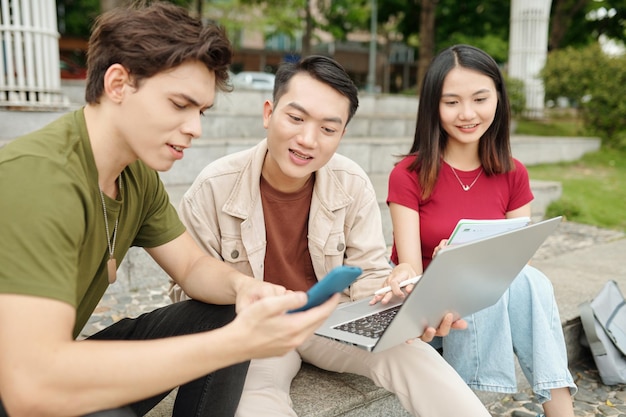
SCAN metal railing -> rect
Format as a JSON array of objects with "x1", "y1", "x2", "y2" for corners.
[{"x1": 1, "y1": 0, "x2": 68, "y2": 110}]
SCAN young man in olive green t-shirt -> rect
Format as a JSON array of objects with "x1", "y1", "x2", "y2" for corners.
[{"x1": 0, "y1": 3, "x2": 338, "y2": 417}]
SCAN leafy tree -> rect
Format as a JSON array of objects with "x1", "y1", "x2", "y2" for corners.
[
  {"x1": 541, "y1": 44, "x2": 599, "y2": 105},
  {"x1": 210, "y1": 0, "x2": 513, "y2": 93},
  {"x1": 417, "y1": 0, "x2": 436, "y2": 94},
  {"x1": 549, "y1": 0, "x2": 626, "y2": 50},
  {"x1": 548, "y1": 0, "x2": 590, "y2": 50},
  {"x1": 400, "y1": 0, "x2": 511, "y2": 93},
  {"x1": 57, "y1": 0, "x2": 100, "y2": 38},
  {"x1": 541, "y1": 43, "x2": 626, "y2": 148},
  {"x1": 434, "y1": 0, "x2": 510, "y2": 61},
  {"x1": 236, "y1": 0, "x2": 311, "y2": 53},
  {"x1": 58, "y1": 0, "x2": 195, "y2": 38},
  {"x1": 317, "y1": 0, "x2": 371, "y2": 41}
]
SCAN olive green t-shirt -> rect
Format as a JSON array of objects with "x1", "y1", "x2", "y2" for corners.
[{"x1": 0, "y1": 109, "x2": 185, "y2": 337}]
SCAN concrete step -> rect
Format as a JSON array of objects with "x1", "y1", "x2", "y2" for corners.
[
  {"x1": 0, "y1": 88, "x2": 419, "y2": 142},
  {"x1": 156, "y1": 135, "x2": 599, "y2": 188},
  {"x1": 145, "y1": 364, "x2": 411, "y2": 417}
]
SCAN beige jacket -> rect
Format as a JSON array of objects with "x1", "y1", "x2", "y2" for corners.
[{"x1": 170, "y1": 139, "x2": 390, "y2": 303}]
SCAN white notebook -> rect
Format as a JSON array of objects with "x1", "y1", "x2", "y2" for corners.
[{"x1": 448, "y1": 217, "x2": 531, "y2": 245}]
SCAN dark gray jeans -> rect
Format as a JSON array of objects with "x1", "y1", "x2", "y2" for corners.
[{"x1": 0, "y1": 300, "x2": 249, "y2": 417}]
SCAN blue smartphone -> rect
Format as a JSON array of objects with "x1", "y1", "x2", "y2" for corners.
[{"x1": 288, "y1": 265, "x2": 362, "y2": 313}]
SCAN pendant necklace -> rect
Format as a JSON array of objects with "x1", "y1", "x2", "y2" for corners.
[
  {"x1": 99, "y1": 174, "x2": 123, "y2": 284},
  {"x1": 449, "y1": 164, "x2": 483, "y2": 191}
]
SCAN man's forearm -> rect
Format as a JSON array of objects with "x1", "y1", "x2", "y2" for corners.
[
  {"x1": 176, "y1": 254, "x2": 250, "y2": 304},
  {"x1": 2, "y1": 327, "x2": 249, "y2": 416}
]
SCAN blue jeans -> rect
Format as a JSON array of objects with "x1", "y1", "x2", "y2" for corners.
[
  {"x1": 0, "y1": 300, "x2": 249, "y2": 417},
  {"x1": 438, "y1": 265, "x2": 577, "y2": 403}
]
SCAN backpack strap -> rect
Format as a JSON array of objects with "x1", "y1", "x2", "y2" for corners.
[{"x1": 580, "y1": 300, "x2": 607, "y2": 357}]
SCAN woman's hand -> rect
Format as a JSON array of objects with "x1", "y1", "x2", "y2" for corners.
[
  {"x1": 432, "y1": 238, "x2": 449, "y2": 258},
  {"x1": 370, "y1": 263, "x2": 417, "y2": 305},
  {"x1": 404, "y1": 313, "x2": 468, "y2": 344},
  {"x1": 418, "y1": 313, "x2": 467, "y2": 342}
]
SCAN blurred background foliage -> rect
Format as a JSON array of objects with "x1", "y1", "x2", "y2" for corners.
[
  {"x1": 57, "y1": 0, "x2": 626, "y2": 148},
  {"x1": 541, "y1": 43, "x2": 626, "y2": 149}
]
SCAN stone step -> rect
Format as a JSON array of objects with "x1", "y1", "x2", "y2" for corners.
[
  {"x1": 156, "y1": 135, "x2": 600, "y2": 188},
  {"x1": 145, "y1": 364, "x2": 411, "y2": 417}
]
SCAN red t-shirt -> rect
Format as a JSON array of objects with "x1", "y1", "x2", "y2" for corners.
[{"x1": 387, "y1": 155, "x2": 533, "y2": 269}]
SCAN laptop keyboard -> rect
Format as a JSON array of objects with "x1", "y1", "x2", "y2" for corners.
[{"x1": 333, "y1": 305, "x2": 401, "y2": 339}]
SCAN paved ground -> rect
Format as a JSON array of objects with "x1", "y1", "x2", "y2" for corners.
[
  {"x1": 82, "y1": 220, "x2": 626, "y2": 416},
  {"x1": 487, "y1": 354, "x2": 626, "y2": 417}
]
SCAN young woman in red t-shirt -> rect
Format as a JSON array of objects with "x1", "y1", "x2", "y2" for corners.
[{"x1": 382, "y1": 44, "x2": 576, "y2": 417}]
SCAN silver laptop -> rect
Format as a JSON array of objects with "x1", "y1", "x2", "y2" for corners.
[{"x1": 315, "y1": 216, "x2": 562, "y2": 353}]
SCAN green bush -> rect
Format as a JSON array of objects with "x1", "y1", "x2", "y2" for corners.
[
  {"x1": 541, "y1": 44, "x2": 626, "y2": 149},
  {"x1": 544, "y1": 198, "x2": 582, "y2": 221},
  {"x1": 503, "y1": 74, "x2": 525, "y2": 118}
]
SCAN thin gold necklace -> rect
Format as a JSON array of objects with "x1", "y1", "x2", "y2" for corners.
[
  {"x1": 449, "y1": 164, "x2": 483, "y2": 191},
  {"x1": 99, "y1": 174, "x2": 123, "y2": 284}
]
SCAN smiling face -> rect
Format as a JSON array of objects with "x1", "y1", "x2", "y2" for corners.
[
  {"x1": 439, "y1": 67, "x2": 498, "y2": 148},
  {"x1": 116, "y1": 60, "x2": 215, "y2": 172},
  {"x1": 261, "y1": 73, "x2": 350, "y2": 192}
]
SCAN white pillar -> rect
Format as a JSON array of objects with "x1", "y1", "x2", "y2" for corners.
[
  {"x1": 1, "y1": 0, "x2": 67, "y2": 109},
  {"x1": 508, "y1": 0, "x2": 551, "y2": 119}
]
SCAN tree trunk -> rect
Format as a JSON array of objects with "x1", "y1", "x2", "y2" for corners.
[
  {"x1": 302, "y1": 0, "x2": 313, "y2": 57},
  {"x1": 382, "y1": 32, "x2": 392, "y2": 94},
  {"x1": 549, "y1": 0, "x2": 589, "y2": 50},
  {"x1": 417, "y1": 0, "x2": 436, "y2": 96}
]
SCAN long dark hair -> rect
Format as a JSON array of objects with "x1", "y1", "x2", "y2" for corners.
[{"x1": 408, "y1": 44, "x2": 513, "y2": 199}]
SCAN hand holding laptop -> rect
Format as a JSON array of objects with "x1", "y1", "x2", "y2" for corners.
[
  {"x1": 419, "y1": 312, "x2": 467, "y2": 342},
  {"x1": 373, "y1": 217, "x2": 532, "y2": 301},
  {"x1": 315, "y1": 217, "x2": 562, "y2": 352},
  {"x1": 369, "y1": 267, "x2": 465, "y2": 343},
  {"x1": 375, "y1": 275, "x2": 468, "y2": 343}
]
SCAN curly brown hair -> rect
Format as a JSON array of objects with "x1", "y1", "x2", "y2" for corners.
[{"x1": 85, "y1": 1, "x2": 232, "y2": 103}]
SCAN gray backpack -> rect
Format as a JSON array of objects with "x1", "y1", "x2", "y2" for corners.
[{"x1": 579, "y1": 280, "x2": 626, "y2": 385}]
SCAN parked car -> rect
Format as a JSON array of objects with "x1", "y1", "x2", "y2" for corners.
[
  {"x1": 59, "y1": 56, "x2": 87, "y2": 80},
  {"x1": 232, "y1": 71, "x2": 275, "y2": 91}
]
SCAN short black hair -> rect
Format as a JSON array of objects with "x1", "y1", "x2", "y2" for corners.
[{"x1": 273, "y1": 55, "x2": 359, "y2": 124}]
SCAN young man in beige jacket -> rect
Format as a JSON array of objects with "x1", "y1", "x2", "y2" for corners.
[{"x1": 173, "y1": 55, "x2": 492, "y2": 417}]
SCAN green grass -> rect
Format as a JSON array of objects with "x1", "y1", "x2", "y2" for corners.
[
  {"x1": 515, "y1": 115, "x2": 586, "y2": 137},
  {"x1": 526, "y1": 147, "x2": 626, "y2": 232},
  {"x1": 518, "y1": 115, "x2": 625, "y2": 232}
]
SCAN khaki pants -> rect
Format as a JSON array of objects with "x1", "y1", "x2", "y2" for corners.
[{"x1": 235, "y1": 335, "x2": 491, "y2": 417}]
